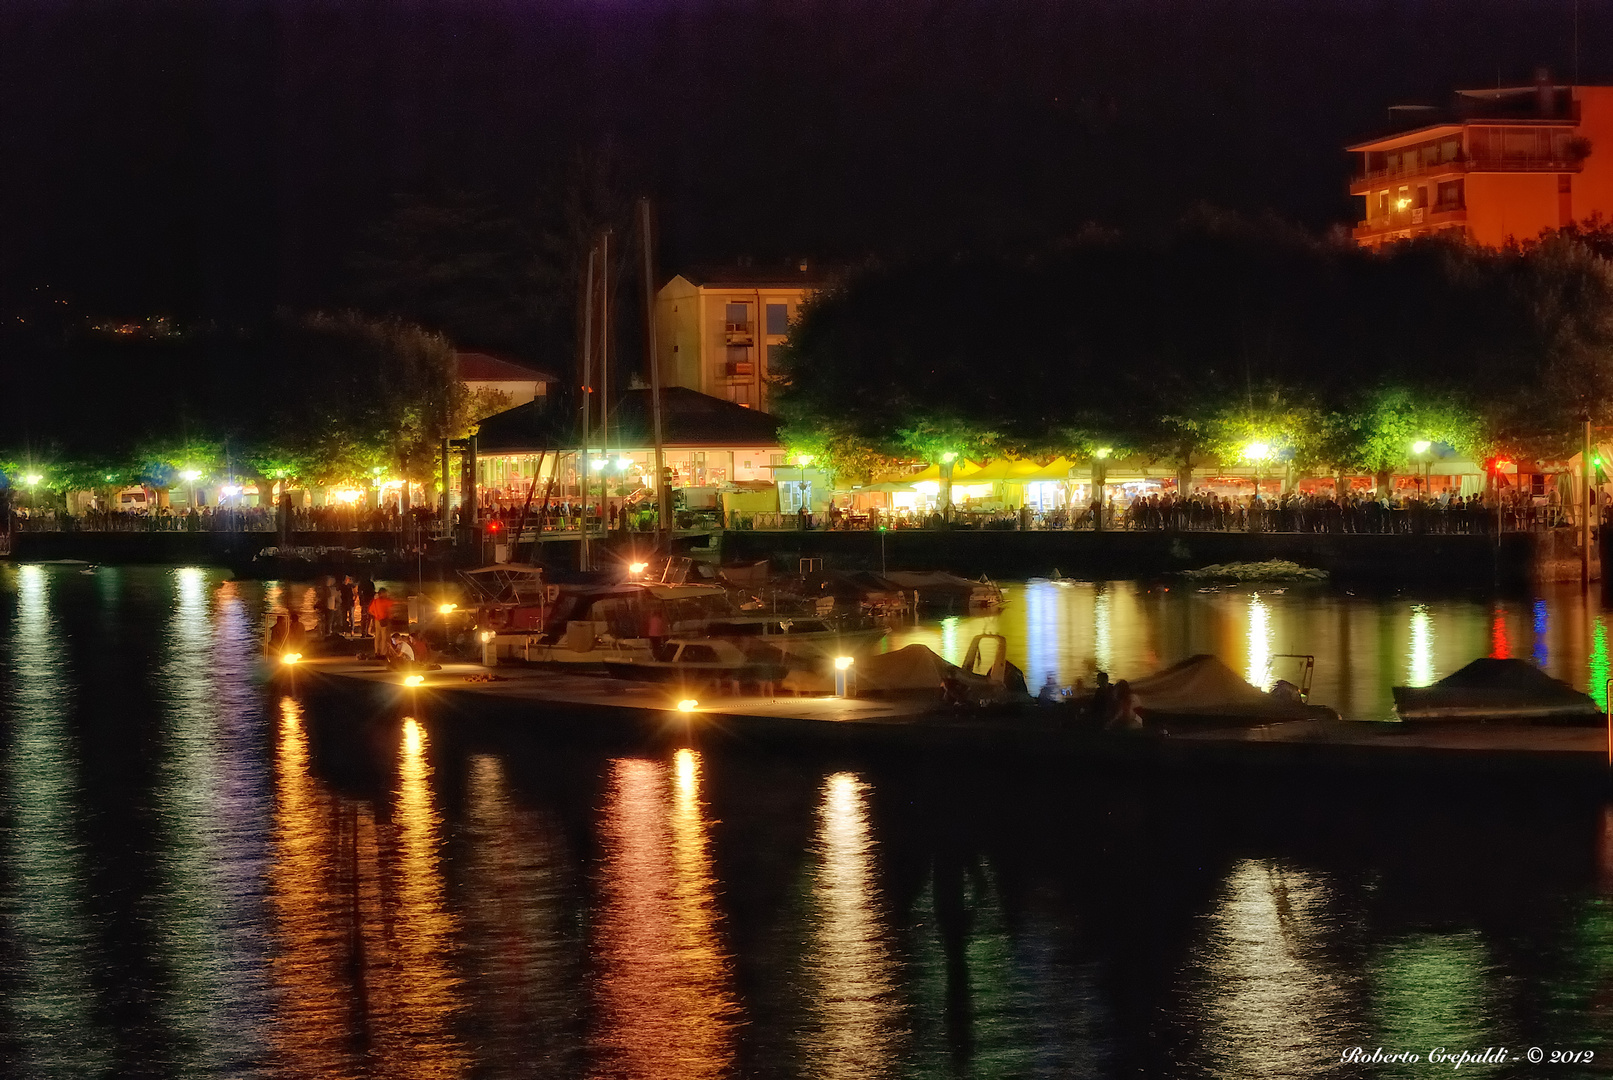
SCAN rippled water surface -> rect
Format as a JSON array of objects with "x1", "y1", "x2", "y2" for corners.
[{"x1": 5, "y1": 565, "x2": 1613, "y2": 1078}]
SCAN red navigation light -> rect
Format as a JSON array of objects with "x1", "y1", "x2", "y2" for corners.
[{"x1": 487, "y1": 520, "x2": 501, "y2": 533}]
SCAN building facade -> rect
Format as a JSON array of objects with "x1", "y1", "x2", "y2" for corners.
[
  {"x1": 655, "y1": 264, "x2": 825, "y2": 412},
  {"x1": 456, "y1": 351, "x2": 559, "y2": 408},
  {"x1": 1350, "y1": 79, "x2": 1613, "y2": 248}
]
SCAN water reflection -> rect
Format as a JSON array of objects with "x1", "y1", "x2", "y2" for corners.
[
  {"x1": 1370, "y1": 933, "x2": 1504, "y2": 1077},
  {"x1": 1192, "y1": 860, "x2": 1360, "y2": 1079},
  {"x1": 803, "y1": 773, "x2": 900, "y2": 1078},
  {"x1": 1407, "y1": 605, "x2": 1435, "y2": 688},
  {"x1": 889, "y1": 581, "x2": 1613, "y2": 718},
  {"x1": 12, "y1": 568, "x2": 1613, "y2": 1078},
  {"x1": 152, "y1": 567, "x2": 272, "y2": 1073},
  {"x1": 458, "y1": 754, "x2": 583, "y2": 1077},
  {"x1": 267, "y1": 705, "x2": 466, "y2": 1076},
  {"x1": 0, "y1": 564, "x2": 112, "y2": 1075},
  {"x1": 592, "y1": 752, "x2": 739, "y2": 1078},
  {"x1": 1247, "y1": 594, "x2": 1273, "y2": 689}
]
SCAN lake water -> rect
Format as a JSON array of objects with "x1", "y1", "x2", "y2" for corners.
[{"x1": 4, "y1": 564, "x2": 1613, "y2": 1079}]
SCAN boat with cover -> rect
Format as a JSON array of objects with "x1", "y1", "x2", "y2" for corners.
[
  {"x1": 1123, "y1": 654, "x2": 1337, "y2": 729},
  {"x1": 1393, "y1": 658, "x2": 1603, "y2": 723},
  {"x1": 602, "y1": 637, "x2": 789, "y2": 689}
]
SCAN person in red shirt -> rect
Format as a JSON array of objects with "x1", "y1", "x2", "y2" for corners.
[{"x1": 368, "y1": 588, "x2": 394, "y2": 659}]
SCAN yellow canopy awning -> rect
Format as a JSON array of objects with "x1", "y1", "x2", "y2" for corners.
[
  {"x1": 904, "y1": 459, "x2": 984, "y2": 483},
  {"x1": 967, "y1": 457, "x2": 1047, "y2": 482},
  {"x1": 1019, "y1": 456, "x2": 1076, "y2": 482}
]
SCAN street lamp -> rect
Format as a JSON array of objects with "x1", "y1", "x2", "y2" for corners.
[
  {"x1": 1243, "y1": 441, "x2": 1271, "y2": 486},
  {"x1": 1411, "y1": 440, "x2": 1432, "y2": 498},
  {"x1": 795, "y1": 454, "x2": 814, "y2": 516}
]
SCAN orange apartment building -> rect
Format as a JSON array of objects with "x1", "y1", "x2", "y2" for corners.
[
  {"x1": 1351, "y1": 77, "x2": 1613, "y2": 248},
  {"x1": 655, "y1": 263, "x2": 825, "y2": 412}
]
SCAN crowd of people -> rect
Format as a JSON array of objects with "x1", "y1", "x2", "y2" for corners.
[
  {"x1": 265, "y1": 575, "x2": 439, "y2": 670},
  {"x1": 3, "y1": 485, "x2": 1594, "y2": 537}
]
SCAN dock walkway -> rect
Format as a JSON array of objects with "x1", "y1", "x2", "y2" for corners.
[{"x1": 286, "y1": 657, "x2": 1613, "y2": 784}]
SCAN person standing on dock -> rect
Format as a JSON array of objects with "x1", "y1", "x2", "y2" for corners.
[
  {"x1": 339, "y1": 576, "x2": 356, "y2": 634},
  {"x1": 368, "y1": 588, "x2": 394, "y2": 658},
  {"x1": 358, "y1": 574, "x2": 376, "y2": 636}
]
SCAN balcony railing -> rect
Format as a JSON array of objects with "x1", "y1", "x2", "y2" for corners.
[
  {"x1": 1353, "y1": 206, "x2": 1468, "y2": 241},
  {"x1": 724, "y1": 321, "x2": 754, "y2": 344},
  {"x1": 725, "y1": 361, "x2": 755, "y2": 377},
  {"x1": 1352, "y1": 153, "x2": 1583, "y2": 193}
]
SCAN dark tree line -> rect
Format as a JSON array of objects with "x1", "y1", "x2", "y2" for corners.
[{"x1": 773, "y1": 213, "x2": 1613, "y2": 484}]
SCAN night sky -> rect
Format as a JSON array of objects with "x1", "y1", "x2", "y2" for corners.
[{"x1": 2, "y1": 0, "x2": 1609, "y2": 323}]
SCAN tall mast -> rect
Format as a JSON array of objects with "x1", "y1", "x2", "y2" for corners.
[
  {"x1": 599, "y1": 230, "x2": 610, "y2": 547},
  {"x1": 639, "y1": 198, "x2": 669, "y2": 543},
  {"x1": 579, "y1": 243, "x2": 596, "y2": 571}
]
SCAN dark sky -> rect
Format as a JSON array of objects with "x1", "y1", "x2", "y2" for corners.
[{"x1": 2, "y1": 0, "x2": 1608, "y2": 322}]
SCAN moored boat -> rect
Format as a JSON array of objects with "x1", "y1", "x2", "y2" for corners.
[{"x1": 1393, "y1": 658, "x2": 1604, "y2": 723}]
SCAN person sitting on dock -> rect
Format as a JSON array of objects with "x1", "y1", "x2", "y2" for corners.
[
  {"x1": 1037, "y1": 673, "x2": 1066, "y2": 705},
  {"x1": 1105, "y1": 679, "x2": 1143, "y2": 731},
  {"x1": 386, "y1": 631, "x2": 434, "y2": 671},
  {"x1": 267, "y1": 613, "x2": 306, "y2": 657}
]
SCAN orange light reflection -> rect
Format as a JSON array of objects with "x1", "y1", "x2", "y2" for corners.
[{"x1": 591, "y1": 751, "x2": 739, "y2": 1079}]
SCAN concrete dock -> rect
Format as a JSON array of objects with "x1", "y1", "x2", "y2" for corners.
[{"x1": 282, "y1": 657, "x2": 1613, "y2": 785}]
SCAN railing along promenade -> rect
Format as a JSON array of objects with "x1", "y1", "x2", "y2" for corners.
[{"x1": 4, "y1": 496, "x2": 1589, "y2": 539}]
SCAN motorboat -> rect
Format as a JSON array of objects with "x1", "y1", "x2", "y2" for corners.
[
  {"x1": 1393, "y1": 658, "x2": 1604, "y2": 723},
  {"x1": 463, "y1": 563, "x2": 736, "y2": 667},
  {"x1": 1121, "y1": 654, "x2": 1337, "y2": 729},
  {"x1": 701, "y1": 615, "x2": 887, "y2": 662},
  {"x1": 602, "y1": 637, "x2": 789, "y2": 689},
  {"x1": 882, "y1": 571, "x2": 1005, "y2": 613}
]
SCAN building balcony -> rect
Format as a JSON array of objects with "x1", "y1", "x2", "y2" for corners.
[
  {"x1": 1351, "y1": 153, "x2": 1583, "y2": 194},
  {"x1": 724, "y1": 361, "x2": 755, "y2": 378},
  {"x1": 724, "y1": 321, "x2": 754, "y2": 344},
  {"x1": 1352, "y1": 206, "x2": 1468, "y2": 244}
]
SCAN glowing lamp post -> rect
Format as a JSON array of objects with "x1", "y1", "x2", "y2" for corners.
[
  {"x1": 939, "y1": 451, "x2": 958, "y2": 522},
  {"x1": 795, "y1": 454, "x2": 814, "y2": 525},
  {"x1": 1243, "y1": 442, "x2": 1272, "y2": 529},
  {"x1": 834, "y1": 654, "x2": 856, "y2": 698},
  {"x1": 181, "y1": 469, "x2": 202, "y2": 510}
]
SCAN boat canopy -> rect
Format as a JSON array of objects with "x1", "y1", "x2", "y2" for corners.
[
  {"x1": 857, "y1": 644, "x2": 961, "y2": 694},
  {"x1": 1127, "y1": 655, "x2": 1273, "y2": 712}
]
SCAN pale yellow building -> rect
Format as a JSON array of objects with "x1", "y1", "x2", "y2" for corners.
[{"x1": 655, "y1": 263, "x2": 826, "y2": 412}]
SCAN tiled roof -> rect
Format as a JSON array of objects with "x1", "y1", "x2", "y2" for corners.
[
  {"x1": 456, "y1": 350, "x2": 559, "y2": 384},
  {"x1": 674, "y1": 262, "x2": 833, "y2": 289},
  {"x1": 476, "y1": 386, "x2": 782, "y2": 451}
]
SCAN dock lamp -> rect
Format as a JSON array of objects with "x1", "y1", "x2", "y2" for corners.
[
  {"x1": 676, "y1": 698, "x2": 699, "y2": 713},
  {"x1": 834, "y1": 655, "x2": 856, "y2": 698},
  {"x1": 628, "y1": 560, "x2": 649, "y2": 578}
]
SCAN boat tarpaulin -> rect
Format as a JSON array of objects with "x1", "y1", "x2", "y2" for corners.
[
  {"x1": 856, "y1": 644, "x2": 960, "y2": 694},
  {"x1": 1128, "y1": 655, "x2": 1273, "y2": 712},
  {"x1": 1393, "y1": 657, "x2": 1601, "y2": 721}
]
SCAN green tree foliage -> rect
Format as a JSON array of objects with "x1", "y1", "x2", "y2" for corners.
[{"x1": 774, "y1": 214, "x2": 1613, "y2": 476}]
